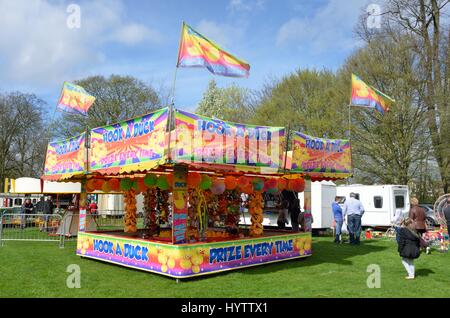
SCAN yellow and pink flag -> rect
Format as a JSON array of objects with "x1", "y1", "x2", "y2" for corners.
[
  {"x1": 351, "y1": 74, "x2": 395, "y2": 114},
  {"x1": 176, "y1": 22, "x2": 250, "y2": 77},
  {"x1": 57, "y1": 82, "x2": 96, "y2": 116}
]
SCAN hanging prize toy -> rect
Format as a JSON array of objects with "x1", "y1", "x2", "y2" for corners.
[
  {"x1": 249, "y1": 192, "x2": 263, "y2": 237},
  {"x1": 187, "y1": 189, "x2": 199, "y2": 242},
  {"x1": 143, "y1": 188, "x2": 157, "y2": 230},
  {"x1": 124, "y1": 188, "x2": 137, "y2": 233},
  {"x1": 158, "y1": 189, "x2": 170, "y2": 224}
]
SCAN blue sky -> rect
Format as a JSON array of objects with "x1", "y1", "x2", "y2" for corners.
[{"x1": 0, "y1": 0, "x2": 377, "y2": 113}]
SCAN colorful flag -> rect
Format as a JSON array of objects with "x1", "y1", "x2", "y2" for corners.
[
  {"x1": 350, "y1": 74, "x2": 395, "y2": 114},
  {"x1": 176, "y1": 22, "x2": 250, "y2": 77},
  {"x1": 57, "y1": 82, "x2": 96, "y2": 116}
]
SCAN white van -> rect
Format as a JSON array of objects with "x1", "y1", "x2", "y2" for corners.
[{"x1": 336, "y1": 184, "x2": 410, "y2": 227}]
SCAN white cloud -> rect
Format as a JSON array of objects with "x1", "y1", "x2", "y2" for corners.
[
  {"x1": 228, "y1": 0, "x2": 265, "y2": 12},
  {"x1": 0, "y1": 0, "x2": 162, "y2": 87},
  {"x1": 112, "y1": 23, "x2": 162, "y2": 45},
  {"x1": 196, "y1": 20, "x2": 246, "y2": 48},
  {"x1": 276, "y1": 0, "x2": 367, "y2": 53}
]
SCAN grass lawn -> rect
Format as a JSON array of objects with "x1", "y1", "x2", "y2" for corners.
[{"x1": 0, "y1": 237, "x2": 449, "y2": 298}]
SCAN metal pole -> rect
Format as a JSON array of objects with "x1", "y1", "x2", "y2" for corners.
[
  {"x1": 348, "y1": 103, "x2": 352, "y2": 185},
  {"x1": 0, "y1": 211, "x2": 4, "y2": 247},
  {"x1": 166, "y1": 67, "x2": 178, "y2": 162},
  {"x1": 167, "y1": 22, "x2": 184, "y2": 162},
  {"x1": 283, "y1": 123, "x2": 291, "y2": 172}
]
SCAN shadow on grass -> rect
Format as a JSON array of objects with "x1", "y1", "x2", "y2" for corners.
[{"x1": 415, "y1": 268, "x2": 435, "y2": 277}]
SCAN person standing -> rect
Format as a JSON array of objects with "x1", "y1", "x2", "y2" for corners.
[
  {"x1": 408, "y1": 197, "x2": 430, "y2": 254},
  {"x1": 281, "y1": 190, "x2": 300, "y2": 232},
  {"x1": 443, "y1": 197, "x2": 450, "y2": 235},
  {"x1": 88, "y1": 200, "x2": 98, "y2": 214},
  {"x1": 277, "y1": 199, "x2": 289, "y2": 229},
  {"x1": 398, "y1": 218, "x2": 423, "y2": 280},
  {"x1": 409, "y1": 197, "x2": 426, "y2": 235},
  {"x1": 393, "y1": 208, "x2": 404, "y2": 244},
  {"x1": 43, "y1": 196, "x2": 54, "y2": 215},
  {"x1": 332, "y1": 197, "x2": 343, "y2": 243},
  {"x1": 43, "y1": 196, "x2": 54, "y2": 231},
  {"x1": 21, "y1": 198, "x2": 34, "y2": 229},
  {"x1": 343, "y1": 193, "x2": 365, "y2": 245},
  {"x1": 35, "y1": 197, "x2": 45, "y2": 214}
]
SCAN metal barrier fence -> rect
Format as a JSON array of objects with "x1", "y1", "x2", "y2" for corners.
[
  {"x1": 0, "y1": 210, "x2": 147, "y2": 247},
  {"x1": 86, "y1": 211, "x2": 144, "y2": 231},
  {"x1": 0, "y1": 213, "x2": 64, "y2": 247}
]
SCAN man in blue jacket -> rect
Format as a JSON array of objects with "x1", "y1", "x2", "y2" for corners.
[{"x1": 332, "y1": 197, "x2": 343, "y2": 243}]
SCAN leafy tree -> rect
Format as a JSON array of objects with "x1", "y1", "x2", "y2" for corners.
[
  {"x1": 0, "y1": 92, "x2": 48, "y2": 190},
  {"x1": 340, "y1": 34, "x2": 429, "y2": 186},
  {"x1": 196, "y1": 79, "x2": 254, "y2": 123},
  {"x1": 360, "y1": 0, "x2": 450, "y2": 192},
  {"x1": 252, "y1": 69, "x2": 348, "y2": 140}
]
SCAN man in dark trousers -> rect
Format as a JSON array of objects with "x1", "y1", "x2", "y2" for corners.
[
  {"x1": 281, "y1": 190, "x2": 300, "y2": 232},
  {"x1": 43, "y1": 196, "x2": 54, "y2": 231},
  {"x1": 343, "y1": 193, "x2": 365, "y2": 245}
]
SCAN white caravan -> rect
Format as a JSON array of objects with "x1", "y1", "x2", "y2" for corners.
[{"x1": 336, "y1": 184, "x2": 410, "y2": 227}]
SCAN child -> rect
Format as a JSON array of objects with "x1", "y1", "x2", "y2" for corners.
[{"x1": 397, "y1": 218, "x2": 424, "y2": 280}]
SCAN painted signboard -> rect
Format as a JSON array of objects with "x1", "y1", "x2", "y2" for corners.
[
  {"x1": 77, "y1": 231, "x2": 312, "y2": 278},
  {"x1": 89, "y1": 108, "x2": 168, "y2": 173}
]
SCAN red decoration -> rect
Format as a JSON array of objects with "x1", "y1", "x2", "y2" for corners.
[
  {"x1": 187, "y1": 172, "x2": 202, "y2": 188},
  {"x1": 290, "y1": 178, "x2": 305, "y2": 192},
  {"x1": 277, "y1": 178, "x2": 288, "y2": 191},
  {"x1": 93, "y1": 179, "x2": 105, "y2": 190},
  {"x1": 237, "y1": 176, "x2": 250, "y2": 188},
  {"x1": 224, "y1": 176, "x2": 237, "y2": 190},
  {"x1": 265, "y1": 178, "x2": 278, "y2": 189},
  {"x1": 108, "y1": 178, "x2": 120, "y2": 191},
  {"x1": 137, "y1": 178, "x2": 148, "y2": 192},
  {"x1": 86, "y1": 179, "x2": 95, "y2": 192}
]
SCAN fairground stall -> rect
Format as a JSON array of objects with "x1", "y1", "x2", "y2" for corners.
[{"x1": 42, "y1": 107, "x2": 351, "y2": 278}]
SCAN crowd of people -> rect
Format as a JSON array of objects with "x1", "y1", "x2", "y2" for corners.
[{"x1": 330, "y1": 193, "x2": 450, "y2": 280}]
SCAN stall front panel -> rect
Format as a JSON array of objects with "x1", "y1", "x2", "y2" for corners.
[
  {"x1": 77, "y1": 231, "x2": 312, "y2": 278},
  {"x1": 172, "y1": 109, "x2": 286, "y2": 174},
  {"x1": 89, "y1": 107, "x2": 169, "y2": 175},
  {"x1": 291, "y1": 132, "x2": 352, "y2": 180},
  {"x1": 43, "y1": 132, "x2": 86, "y2": 181}
]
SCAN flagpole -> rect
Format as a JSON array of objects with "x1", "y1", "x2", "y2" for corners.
[
  {"x1": 348, "y1": 102, "x2": 352, "y2": 185},
  {"x1": 167, "y1": 22, "x2": 185, "y2": 162},
  {"x1": 41, "y1": 82, "x2": 66, "y2": 177},
  {"x1": 283, "y1": 123, "x2": 291, "y2": 172}
]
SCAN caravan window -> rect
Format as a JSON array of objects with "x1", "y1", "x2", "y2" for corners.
[
  {"x1": 395, "y1": 196, "x2": 405, "y2": 208},
  {"x1": 354, "y1": 193, "x2": 360, "y2": 200},
  {"x1": 374, "y1": 196, "x2": 383, "y2": 208},
  {"x1": 14, "y1": 198, "x2": 22, "y2": 206}
]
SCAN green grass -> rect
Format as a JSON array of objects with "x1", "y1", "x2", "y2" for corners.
[{"x1": 0, "y1": 237, "x2": 449, "y2": 298}]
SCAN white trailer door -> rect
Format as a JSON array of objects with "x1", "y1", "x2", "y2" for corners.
[{"x1": 320, "y1": 185, "x2": 336, "y2": 228}]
